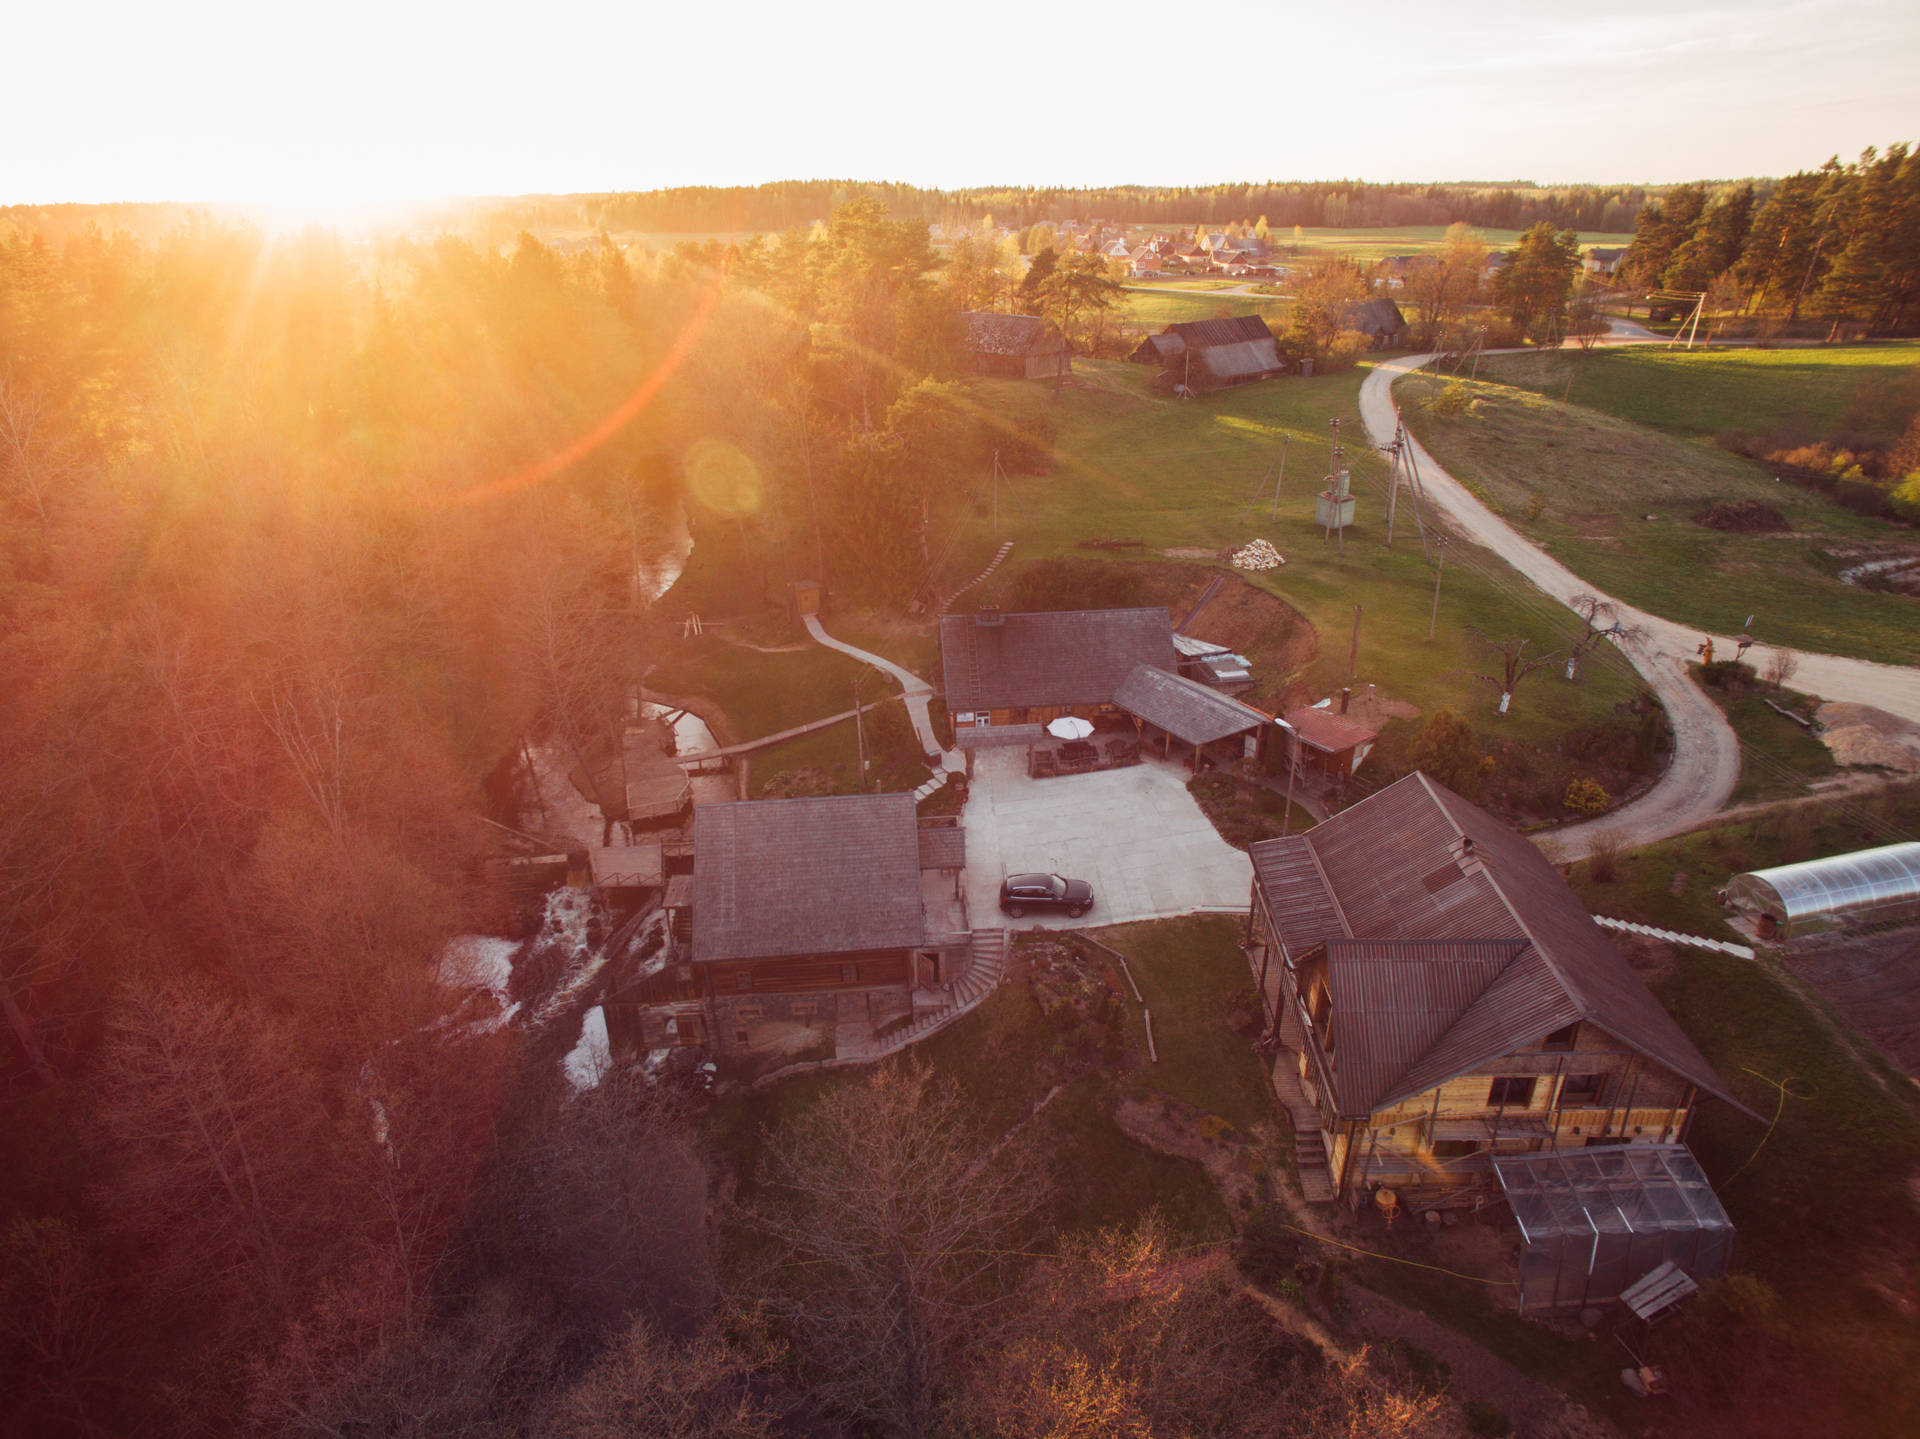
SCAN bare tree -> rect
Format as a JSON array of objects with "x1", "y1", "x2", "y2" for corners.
[
  {"x1": 1564, "y1": 595, "x2": 1644, "y2": 680},
  {"x1": 1471, "y1": 632, "x2": 1562, "y2": 715},
  {"x1": 744, "y1": 1058, "x2": 1042, "y2": 1439},
  {"x1": 549, "y1": 1312, "x2": 780, "y2": 1439},
  {"x1": 1763, "y1": 646, "x2": 1801, "y2": 689}
]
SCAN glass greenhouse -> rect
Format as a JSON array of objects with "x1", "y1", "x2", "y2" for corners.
[
  {"x1": 1726, "y1": 841, "x2": 1920, "y2": 939},
  {"x1": 1493, "y1": 1145, "x2": 1733, "y2": 1314}
]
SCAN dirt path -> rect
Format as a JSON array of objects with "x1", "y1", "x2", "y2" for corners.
[{"x1": 1359, "y1": 353, "x2": 1920, "y2": 860}]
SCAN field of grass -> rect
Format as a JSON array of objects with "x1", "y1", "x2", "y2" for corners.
[
  {"x1": 1690, "y1": 664, "x2": 1837, "y2": 804},
  {"x1": 1466, "y1": 343, "x2": 1920, "y2": 445},
  {"x1": 1395, "y1": 368, "x2": 1920, "y2": 664},
  {"x1": 1274, "y1": 225, "x2": 1633, "y2": 263},
  {"x1": 939, "y1": 360, "x2": 1639, "y2": 760},
  {"x1": 1122, "y1": 287, "x2": 1289, "y2": 330}
]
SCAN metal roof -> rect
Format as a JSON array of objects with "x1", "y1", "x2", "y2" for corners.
[
  {"x1": 1249, "y1": 835, "x2": 1348, "y2": 953},
  {"x1": 1111, "y1": 663, "x2": 1267, "y2": 746},
  {"x1": 692, "y1": 793, "x2": 925, "y2": 962},
  {"x1": 939, "y1": 607, "x2": 1175, "y2": 714},
  {"x1": 1249, "y1": 773, "x2": 1750, "y2": 1117},
  {"x1": 1282, "y1": 707, "x2": 1379, "y2": 754},
  {"x1": 960, "y1": 311, "x2": 1067, "y2": 358},
  {"x1": 1727, "y1": 841, "x2": 1920, "y2": 925}
]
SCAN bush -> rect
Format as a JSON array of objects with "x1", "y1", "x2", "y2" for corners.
[
  {"x1": 1586, "y1": 829, "x2": 1624, "y2": 884},
  {"x1": 1464, "y1": 1399, "x2": 1513, "y2": 1436},
  {"x1": 1234, "y1": 1205, "x2": 1303, "y2": 1289},
  {"x1": 1562, "y1": 777, "x2": 1610, "y2": 815}
]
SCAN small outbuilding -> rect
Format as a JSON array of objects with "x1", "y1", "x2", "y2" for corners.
[
  {"x1": 1725, "y1": 840, "x2": 1920, "y2": 940},
  {"x1": 959, "y1": 312, "x2": 1071, "y2": 380},
  {"x1": 1130, "y1": 315, "x2": 1286, "y2": 392},
  {"x1": 1494, "y1": 1144, "x2": 1734, "y2": 1315},
  {"x1": 1343, "y1": 298, "x2": 1408, "y2": 350},
  {"x1": 1278, "y1": 707, "x2": 1379, "y2": 783}
]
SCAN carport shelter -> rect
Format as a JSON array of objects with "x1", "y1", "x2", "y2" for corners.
[{"x1": 1112, "y1": 663, "x2": 1269, "y2": 769}]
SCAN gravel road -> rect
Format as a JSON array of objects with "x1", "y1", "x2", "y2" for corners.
[{"x1": 1357, "y1": 352, "x2": 1920, "y2": 859}]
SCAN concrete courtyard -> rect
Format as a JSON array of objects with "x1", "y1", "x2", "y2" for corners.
[{"x1": 959, "y1": 748, "x2": 1255, "y2": 931}]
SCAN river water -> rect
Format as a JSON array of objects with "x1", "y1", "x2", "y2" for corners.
[{"x1": 630, "y1": 499, "x2": 731, "y2": 800}]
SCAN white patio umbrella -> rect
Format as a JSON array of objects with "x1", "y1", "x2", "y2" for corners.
[{"x1": 1046, "y1": 715, "x2": 1095, "y2": 740}]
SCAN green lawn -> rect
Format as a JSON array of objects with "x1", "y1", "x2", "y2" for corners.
[
  {"x1": 1464, "y1": 343, "x2": 1920, "y2": 445},
  {"x1": 1122, "y1": 288, "x2": 1289, "y2": 330},
  {"x1": 648, "y1": 636, "x2": 890, "y2": 747},
  {"x1": 941, "y1": 359, "x2": 1639, "y2": 757},
  {"x1": 1395, "y1": 368, "x2": 1920, "y2": 664},
  {"x1": 1690, "y1": 665, "x2": 1838, "y2": 803},
  {"x1": 1275, "y1": 225, "x2": 1633, "y2": 263},
  {"x1": 1087, "y1": 916, "x2": 1275, "y2": 1135}
]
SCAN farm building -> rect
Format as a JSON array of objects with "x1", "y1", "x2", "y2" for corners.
[
  {"x1": 1245, "y1": 772, "x2": 1753, "y2": 1219},
  {"x1": 1277, "y1": 706, "x2": 1378, "y2": 783},
  {"x1": 600, "y1": 793, "x2": 973, "y2": 1069},
  {"x1": 1173, "y1": 632, "x2": 1253, "y2": 691},
  {"x1": 940, "y1": 606, "x2": 1177, "y2": 729},
  {"x1": 1583, "y1": 246, "x2": 1628, "y2": 276},
  {"x1": 958, "y1": 312, "x2": 1071, "y2": 380},
  {"x1": 1725, "y1": 840, "x2": 1920, "y2": 940},
  {"x1": 1343, "y1": 298, "x2": 1408, "y2": 349},
  {"x1": 1129, "y1": 315, "x2": 1287, "y2": 393}
]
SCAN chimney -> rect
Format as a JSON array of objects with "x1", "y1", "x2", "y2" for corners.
[
  {"x1": 1339, "y1": 687, "x2": 1351, "y2": 714},
  {"x1": 975, "y1": 606, "x2": 1004, "y2": 628}
]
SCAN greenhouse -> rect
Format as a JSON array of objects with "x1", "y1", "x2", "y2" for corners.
[
  {"x1": 1726, "y1": 840, "x2": 1920, "y2": 940},
  {"x1": 1493, "y1": 1145, "x2": 1734, "y2": 1315}
]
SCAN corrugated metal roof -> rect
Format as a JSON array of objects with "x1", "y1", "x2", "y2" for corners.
[
  {"x1": 939, "y1": 607, "x2": 1175, "y2": 713},
  {"x1": 1251, "y1": 772, "x2": 1749, "y2": 1117},
  {"x1": 1249, "y1": 836, "x2": 1348, "y2": 953},
  {"x1": 1728, "y1": 841, "x2": 1920, "y2": 924},
  {"x1": 693, "y1": 793, "x2": 924, "y2": 962},
  {"x1": 1194, "y1": 337, "x2": 1285, "y2": 384},
  {"x1": 1111, "y1": 663, "x2": 1267, "y2": 746},
  {"x1": 1163, "y1": 314, "x2": 1277, "y2": 348},
  {"x1": 1282, "y1": 708, "x2": 1378, "y2": 754}
]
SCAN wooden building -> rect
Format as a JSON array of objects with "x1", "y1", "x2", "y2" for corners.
[
  {"x1": 959, "y1": 312, "x2": 1072, "y2": 380},
  {"x1": 1112, "y1": 663, "x2": 1268, "y2": 770},
  {"x1": 1343, "y1": 298, "x2": 1408, "y2": 350},
  {"x1": 1246, "y1": 773, "x2": 1752, "y2": 1206},
  {"x1": 940, "y1": 606, "x2": 1178, "y2": 730},
  {"x1": 602, "y1": 793, "x2": 969, "y2": 1068},
  {"x1": 1278, "y1": 707, "x2": 1378, "y2": 783},
  {"x1": 1129, "y1": 315, "x2": 1286, "y2": 393}
]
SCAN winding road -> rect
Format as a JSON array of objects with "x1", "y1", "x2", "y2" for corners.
[{"x1": 1358, "y1": 350, "x2": 1920, "y2": 859}]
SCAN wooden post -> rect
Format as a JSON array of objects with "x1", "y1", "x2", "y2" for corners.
[
  {"x1": 1144, "y1": 1009, "x2": 1158, "y2": 1063},
  {"x1": 1349, "y1": 605, "x2": 1362, "y2": 682},
  {"x1": 1270, "y1": 432, "x2": 1289, "y2": 522},
  {"x1": 1428, "y1": 537, "x2": 1446, "y2": 642},
  {"x1": 853, "y1": 678, "x2": 868, "y2": 791}
]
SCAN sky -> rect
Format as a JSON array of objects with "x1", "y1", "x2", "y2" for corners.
[{"x1": 7, "y1": 0, "x2": 1918, "y2": 214}]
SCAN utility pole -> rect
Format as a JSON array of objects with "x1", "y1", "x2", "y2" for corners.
[
  {"x1": 1279, "y1": 719, "x2": 1298, "y2": 838},
  {"x1": 1428, "y1": 536, "x2": 1446, "y2": 641},
  {"x1": 853, "y1": 676, "x2": 868, "y2": 791},
  {"x1": 991, "y1": 449, "x2": 999, "y2": 537},
  {"x1": 1349, "y1": 604, "x2": 1362, "y2": 682},
  {"x1": 1270, "y1": 432, "x2": 1289, "y2": 522}
]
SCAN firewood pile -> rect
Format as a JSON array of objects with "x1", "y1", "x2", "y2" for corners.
[{"x1": 1230, "y1": 538, "x2": 1284, "y2": 571}]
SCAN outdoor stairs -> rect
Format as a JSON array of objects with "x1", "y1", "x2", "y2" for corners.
[
  {"x1": 835, "y1": 930, "x2": 1008, "y2": 1065},
  {"x1": 940, "y1": 541, "x2": 1015, "y2": 613},
  {"x1": 1269, "y1": 1050, "x2": 1338, "y2": 1204}
]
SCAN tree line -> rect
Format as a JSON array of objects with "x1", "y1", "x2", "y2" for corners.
[{"x1": 1622, "y1": 142, "x2": 1920, "y2": 330}]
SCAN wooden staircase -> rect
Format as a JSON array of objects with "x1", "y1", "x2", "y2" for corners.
[
  {"x1": 941, "y1": 541, "x2": 1015, "y2": 613},
  {"x1": 840, "y1": 929, "x2": 1008, "y2": 1062},
  {"x1": 1269, "y1": 1052, "x2": 1337, "y2": 1203}
]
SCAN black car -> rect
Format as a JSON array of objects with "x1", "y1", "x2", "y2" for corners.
[{"x1": 999, "y1": 871, "x2": 1094, "y2": 919}]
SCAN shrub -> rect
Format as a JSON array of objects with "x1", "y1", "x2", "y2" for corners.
[
  {"x1": 1234, "y1": 1205, "x2": 1302, "y2": 1288},
  {"x1": 1464, "y1": 1399, "x2": 1513, "y2": 1437},
  {"x1": 1563, "y1": 777, "x2": 1610, "y2": 815},
  {"x1": 1586, "y1": 829, "x2": 1624, "y2": 884}
]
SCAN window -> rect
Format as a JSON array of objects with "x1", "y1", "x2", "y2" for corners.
[
  {"x1": 733, "y1": 1005, "x2": 763, "y2": 1022},
  {"x1": 1432, "y1": 1139, "x2": 1484, "y2": 1160},
  {"x1": 1487, "y1": 1076, "x2": 1536, "y2": 1107},
  {"x1": 1542, "y1": 1022, "x2": 1579, "y2": 1052},
  {"x1": 734, "y1": 1029, "x2": 749, "y2": 1045},
  {"x1": 841, "y1": 963, "x2": 858, "y2": 985},
  {"x1": 735, "y1": 971, "x2": 752, "y2": 992},
  {"x1": 1560, "y1": 1073, "x2": 1604, "y2": 1104},
  {"x1": 791, "y1": 1000, "x2": 816, "y2": 1019}
]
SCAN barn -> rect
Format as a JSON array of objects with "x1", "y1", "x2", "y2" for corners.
[
  {"x1": 1129, "y1": 315, "x2": 1286, "y2": 392},
  {"x1": 959, "y1": 312, "x2": 1072, "y2": 380}
]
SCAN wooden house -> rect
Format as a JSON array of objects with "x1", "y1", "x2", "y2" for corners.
[
  {"x1": 959, "y1": 312, "x2": 1071, "y2": 380},
  {"x1": 939, "y1": 606, "x2": 1177, "y2": 730},
  {"x1": 1343, "y1": 298, "x2": 1408, "y2": 350},
  {"x1": 1278, "y1": 707, "x2": 1378, "y2": 783},
  {"x1": 1245, "y1": 773, "x2": 1753, "y2": 1206},
  {"x1": 602, "y1": 793, "x2": 969, "y2": 1068},
  {"x1": 1129, "y1": 315, "x2": 1286, "y2": 393}
]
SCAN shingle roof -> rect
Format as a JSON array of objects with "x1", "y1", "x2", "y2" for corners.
[
  {"x1": 693, "y1": 793, "x2": 924, "y2": 962},
  {"x1": 1248, "y1": 773, "x2": 1747, "y2": 1117},
  {"x1": 1344, "y1": 298, "x2": 1406, "y2": 335},
  {"x1": 961, "y1": 312, "x2": 1066, "y2": 357},
  {"x1": 917, "y1": 824, "x2": 965, "y2": 870},
  {"x1": 1112, "y1": 663, "x2": 1267, "y2": 746},
  {"x1": 939, "y1": 608, "x2": 1175, "y2": 713},
  {"x1": 1164, "y1": 314, "x2": 1277, "y2": 348}
]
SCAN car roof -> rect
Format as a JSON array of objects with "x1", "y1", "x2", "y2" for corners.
[{"x1": 1006, "y1": 872, "x2": 1058, "y2": 886}]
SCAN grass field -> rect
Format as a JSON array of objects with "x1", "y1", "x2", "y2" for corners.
[
  {"x1": 1395, "y1": 367, "x2": 1920, "y2": 664},
  {"x1": 1270, "y1": 225, "x2": 1634, "y2": 263},
  {"x1": 1464, "y1": 343, "x2": 1920, "y2": 445},
  {"x1": 1690, "y1": 665, "x2": 1837, "y2": 803},
  {"x1": 1122, "y1": 287, "x2": 1289, "y2": 330},
  {"x1": 938, "y1": 359, "x2": 1639, "y2": 759}
]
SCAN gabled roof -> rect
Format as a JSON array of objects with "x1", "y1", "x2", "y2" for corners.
[
  {"x1": 1344, "y1": 298, "x2": 1407, "y2": 335},
  {"x1": 1162, "y1": 314, "x2": 1277, "y2": 348},
  {"x1": 1112, "y1": 662, "x2": 1267, "y2": 746},
  {"x1": 1248, "y1": 772, "x2": 1748, "y2": 1116},
  {"x1": 961, "y1": 311, "x2": 1066, "y2": 357},
  {"x1": 1282, "y1": 707, "x2": 1378, "y2": 754},
  {"x1": 693, "y1": 793, "x2": 924, "y2": 962},
  {"x1": 939, "y1": 607, "x2": 1175, "y2": 713}
]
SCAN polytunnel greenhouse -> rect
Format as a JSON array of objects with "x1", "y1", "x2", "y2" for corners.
[
  {"x1": 1492, "y1": 1145, "x2": 1733, "y2": 1314},
  {"x1": 1725, "y1": 840, "x2": 1920, "y2": 940}
]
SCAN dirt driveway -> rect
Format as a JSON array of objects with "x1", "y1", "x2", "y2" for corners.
[{"x1": 960, "y1": 749, "x2": 1253, "y2": 929}]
